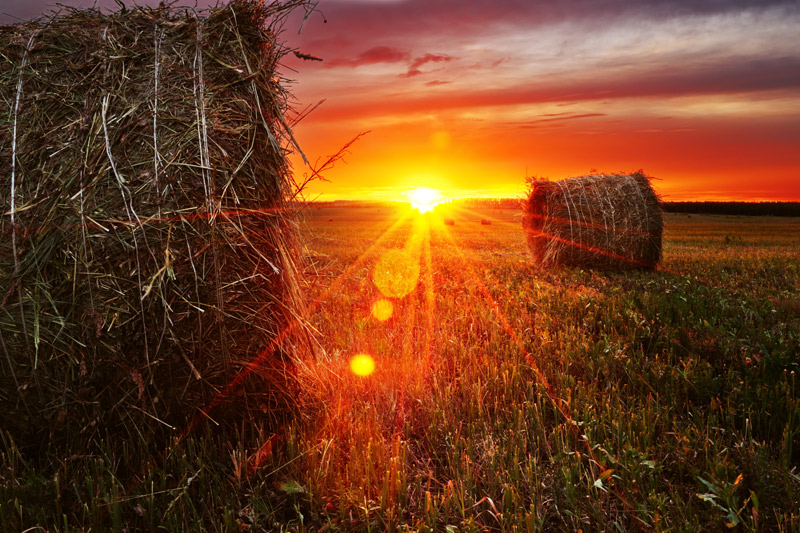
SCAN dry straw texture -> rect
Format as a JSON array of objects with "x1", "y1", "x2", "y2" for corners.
[
  {"x1": 0, "y1": 0, "x2": 311, "y2": 452},
  {"x1": 523, "y1": 172, "x2": 663, "y2": 269}
]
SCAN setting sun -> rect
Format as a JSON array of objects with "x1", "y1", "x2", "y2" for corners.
[{"x1": 406, "y1": 187, "x2": 442, "y2": 214}]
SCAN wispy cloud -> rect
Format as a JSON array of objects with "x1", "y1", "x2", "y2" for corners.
[
  {"x1": 501, "y1": 113, "x2": 607, "y2": 129},
  {"x1": 400, "y1": 53, "x2": 456, "y2": 77},
  {"x1": 324, "y1": 47, "x2": 457, "y2": 78}
]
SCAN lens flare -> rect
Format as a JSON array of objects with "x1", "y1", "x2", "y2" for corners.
[
  {"x1": 373, "y1": 249, "x2": 420, "y2": 299},
  {"x1": 371, "y1": 298, "x2": 393, "y2": 321},
  {"x1": 350, "y1": 354, "x2": 375, "y2": 377}
]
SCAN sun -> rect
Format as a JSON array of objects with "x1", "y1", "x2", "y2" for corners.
[{"x1": 406, "y1": 187, "x2": 442, "y2": 214}]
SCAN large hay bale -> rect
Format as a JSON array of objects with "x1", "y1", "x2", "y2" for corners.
[
  {"x1": 523, "y1": 172, "x2": 663, "y2": 269},
  {"x1": 0, "y1": 1, "x2": 310, "y2": 453}
]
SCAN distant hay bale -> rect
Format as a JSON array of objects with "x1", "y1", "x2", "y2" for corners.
[
  {"x1": 443, "y1": 218, "x2": 455, "y2": 226},
  {"x1": 0, "y1": 1, "x2": 311, "y2": 452},
  {"x1": 481, "y1": 218, "x2": 492, "y2": 225},
  {"x1": 523, "y1": 172, "x2": 663, "y2": 269}
]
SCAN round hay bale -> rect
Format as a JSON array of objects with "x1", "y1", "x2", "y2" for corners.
[
  {"x1": 443, "y1": 218, "x2": 455, "y2": 226},
  {"x1": 0, "y1": 1, "x2": 311, "y2": 454},
  {"x1": 522, "y1": 172, "x2": 663, "y2": 269},
  {"x1": 481, "y1": 218, "x2": 492, "y2": 225}
]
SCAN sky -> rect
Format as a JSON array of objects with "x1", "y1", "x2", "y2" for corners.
[{"x1": 3, "y1": 0, "x2": 799, "y2": 202}]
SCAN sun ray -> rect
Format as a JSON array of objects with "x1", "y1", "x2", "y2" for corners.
[
  {"x1": 421, "y1": 215, "x2": 436, "y2": 370},
  {"x1": 180, "y1": 208, "x2": 415, "y2": 438},
  {"x1": 383, "y1": 218, "x2": 430, "y2": 431},
  {"x1": 161, "y1": 200, "x2": 644, "y2": 522},
  {"x1": 435, "y1": 214, "x2": 643, "y2": 523}
]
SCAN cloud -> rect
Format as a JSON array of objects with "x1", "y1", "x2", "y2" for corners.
[
  {"x1": 400, "y1": 53, "x2": 456, "y2": 77},
  {"x1": 5, "y1": 0, "x2": 797, "y2": 28},
  {"x1": 286, "y1": 0, "x2": 799, "y2": 114},
  {"x1": 286, "y1": 0, "x2": 799, "y2": 50},
  {"x1": 502, "y1": 113, "x2": 607, "y2": 129},
  {"x1": 326, "y1": 45, "x2": 410, "y2": 67},
  {"x1": 301, "y1": 52, "x2": 800, "y2": 124},
  {"x1": 323, "y1": 47, "x2": 456, "y2": 78}
]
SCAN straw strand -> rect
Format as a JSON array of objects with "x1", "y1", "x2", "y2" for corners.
[
  {"x1": 10, "y1": 33, "x2": 37, "y2": 359},
  {"x1": 153, "y1": 23, "x2": 164, "y2": 218}
]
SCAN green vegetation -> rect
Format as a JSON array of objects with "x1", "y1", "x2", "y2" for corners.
[{"x1": 3, "y1": 208, "x2": 799, "y2": 531}]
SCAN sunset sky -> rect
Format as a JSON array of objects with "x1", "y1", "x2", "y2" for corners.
[{"x1": 4, "y1": 0, "x2": 799, "y2": 201}]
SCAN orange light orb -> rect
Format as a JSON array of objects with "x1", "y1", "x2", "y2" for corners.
[
  {"x1": 373, "y1": 249, "x2": 420, "y2": 299},
  {"x1": 350, "y1": 354, "x2": 376, "y2": 377}
]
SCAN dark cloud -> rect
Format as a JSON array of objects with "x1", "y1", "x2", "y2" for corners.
[
  {"x1": 282, "y1": 0, "x2": 800, "y2": 108},
  {"x1": 290, "y1": 0, "x2": 799, "y2": 47},
  {"x1": 3, "y1": 0, "x2": 796, "y2": 29},
  {"x1": 425, "y1": 80, "x2": 452, "y2": 87}
]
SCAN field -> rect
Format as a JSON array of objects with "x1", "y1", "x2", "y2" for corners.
[{"x1": 3, "y1": 207, "x2": 800, "y2": 531}]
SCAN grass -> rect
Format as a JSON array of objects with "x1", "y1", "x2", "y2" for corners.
[{"x1": 3, "y1": 207, "x2": 799, "y2": 531}]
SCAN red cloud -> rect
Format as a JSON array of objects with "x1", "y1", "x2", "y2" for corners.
[
  {"x1": 326, "y1": 46, "x2": 410, "y2": 67},
  {"x1": 401, "y1": 53, "x2": 455, "y2": 77}
]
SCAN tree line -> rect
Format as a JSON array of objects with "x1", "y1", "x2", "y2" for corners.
[{"x1": 661, "y1": 202, "x2": 800, "y2": 217}]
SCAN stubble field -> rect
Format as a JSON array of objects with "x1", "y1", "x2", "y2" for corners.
[{"x1": 3, "y1": 206, "x2": 799, "y2": 531}]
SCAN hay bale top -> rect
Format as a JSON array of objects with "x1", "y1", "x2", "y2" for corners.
[{"x1": 523, "y1": 171, "x2": 663, "y2": 270}]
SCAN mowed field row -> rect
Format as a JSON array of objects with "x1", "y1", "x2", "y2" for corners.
[{"x1": 293, "y1": 206, "x2": 800, "y2": 531}]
